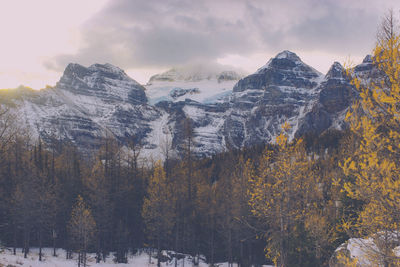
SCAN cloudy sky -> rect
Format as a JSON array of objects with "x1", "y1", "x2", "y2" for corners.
[{"x1": 1, "y1": 0, "x2": 399, "y2": 89}]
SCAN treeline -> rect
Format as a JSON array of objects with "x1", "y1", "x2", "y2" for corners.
[
  {"x1": 0, "y1": 120, "x2": 273, "y2": 266},
  {"x1": 0, "y1": 105, "x2": 355, "y2": 267}
]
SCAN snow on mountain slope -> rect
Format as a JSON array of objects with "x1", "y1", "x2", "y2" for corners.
[
  {"x1": 146, "y1": 79, "x2": 237, "y2": 104},
  {"x1": 3, "y1": 63, "x2": 161, "y2": 153},
  {"x1": 182, "y1": 102, "x2": 228, "y2": 156},
  {"x1": 59, "y1": 63, "x2": 147, "y2": 104},
  {"x1": 146, "y1": 64, "x2": 243, "y2": 104},
  {"x1": 224, "y1": 50, "x2": 325, "y2": 148},
  {"x1": 140, "y1": 112, "x2": 174, "y2": 161},
  {"x1": 0, "y1": 51, "x2": 372, "y2": 158},
  {"x1": 256, "y1": 50, "x2": 321, "y2": 77}
]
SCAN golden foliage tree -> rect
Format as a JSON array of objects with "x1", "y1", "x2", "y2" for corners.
[
  {"x1": 142, "y1": 161, "x2": 175, "y2": 267},
  {"x1": 341, "y1": 12, "x2": 400, "y2": 267},
  {"x1": 68, "y1": 195, "x2": 96, "y2": 267},
  {"x1": 248, "y1": 123, "x2": 318, "y2": 266}
]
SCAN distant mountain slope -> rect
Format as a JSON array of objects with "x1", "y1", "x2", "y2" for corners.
[
  {"x1": 224, "y1": 50, "x2": 324, "y2": 149},
  {"x1": 0, "y1": 51, "x2": 374, "y2": 159},
  {"x1": 146, "y1": 65, "x2": 243, "y2": 105},
  {"x1": 3, "y1": 63, "x2": 161, "y2": 154}
]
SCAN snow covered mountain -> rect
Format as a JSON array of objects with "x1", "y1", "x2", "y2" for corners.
[
  {"x1": 0, "y1": 51, "x2": 374, "y2": 159},
  {"x1": 4, "y1": 63, "x2": 161, "y2": 153},
  {"x1": 146, "y1": 65, "x2": 243, "y2": 104},
  {"x1": 224, "y1": 50, "x2": 324, "y2": 148}
]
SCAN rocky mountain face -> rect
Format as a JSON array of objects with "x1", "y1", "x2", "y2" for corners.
[
  {"x1": 296, "y1": 55, "x2": 374, "y2": 137},
  {"x1": 224, "y1": 50, "x2": 323, "y2": 149},
  {"x1": 6, "y1": 63, "x2": 160, "y2": 153},
  {"x1": 1, "y1": 51, "x2": 375, "y2": 159}
]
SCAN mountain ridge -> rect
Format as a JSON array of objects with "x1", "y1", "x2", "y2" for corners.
[{"x1": 0, "y1": 51, "x2": 373, "y2": 159}]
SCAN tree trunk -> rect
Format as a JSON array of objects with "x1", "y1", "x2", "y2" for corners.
[
  {"x1": 249, "y1": 242, "x2": 252, "y2": 267},
  {"x1": 194, "y1": 234, "x2": 200, "y2": 266},
  {"x1": 148, "y1": 248, "x2": 152, "y2": 264},
  {"x1": 13, "y1": 225, "x2": 16, "y2": 255},
  {"x1": 280, "y1": 215, "x2": 285, "y2": 267},
  {"x1": 315, "y1": 239, "x2": 321, "y2": 265},
  {"x1": 53, "y1": 240, "x2": 56, "y2": 256},
  {"x1": 84, "y1": 251, "x2": 87, "y2": 267},
  {"x1": 23, "y1": 226, "x2": 29, "y2": 258},
  {"x1": 228, "y1": 228, "x2": 233, "y2": 267},
  {"x1": 210, "y1": 218, "x2": 215, "y2": 267},
  {"x1": 239, "y1": 241, "x2": 243, "y2": 267},
  {"x1": 175, "y1": 221, "x2": 179, "y2": 267},
  {"x1": 39, "y1": 229, "x2": 42, "y2": 261},
  {"x1": 157, "y1": 235, "x2": 161, "y2": 267},
  {"x1": 53, "y1": 229, "x2": 56, "y2": 256}
]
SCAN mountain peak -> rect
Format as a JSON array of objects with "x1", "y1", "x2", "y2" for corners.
[
  {"x1": 275, "y1": 50, "x2": 301, "y2": 61},
  {"x1": 63, "y1": 63, "x2": 90, "y2": 79},
  {"x1": 325, "y1": 62, "x2": 344, "y2": 79},
  {"x1": 61, "y1": 63, "x2": 144, "y2": 88},
  {"x1": 362, "y1": 55, "x2": 372, "y2": 64},
  {"x1": 88, "y1": 63, "x2": 125, "y2": 75},
  {"x1": 57, "y1": 63, "x2": 147, "y2": 104},
  {"x1": 63, "y1": 63, "x2": 130, "y2": 81},
  {"x1": 354, "y1": 55, "x2": 374, "y2": 73},
  {"x1": 256, "y1": 50, "x2": 321, "y2": 77}
]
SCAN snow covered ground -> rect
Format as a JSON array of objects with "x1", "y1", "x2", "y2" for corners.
[
  {"x1": 332, "y1": 236, "x2": 400, "y2": 266},
  {"x1": 0, "y1": 247, "x2": 273, "y2": 267}
]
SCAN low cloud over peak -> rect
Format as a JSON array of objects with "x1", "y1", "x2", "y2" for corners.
[{"x1": 45, "y1": 0, "x2": 400, "y2": 81}]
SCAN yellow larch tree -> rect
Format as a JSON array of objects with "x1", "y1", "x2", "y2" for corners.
[
  {"x1": 142, "y1": 160, "x2": 175, "y2": 267},
  {"x1": 248, "y1": 123, "x2": 318, "y2": 267},
  {"x1": 341, "y1": 11, "x2": 400, "y2": 267},
  {"x1": 68, "y1": 195, "x2": 96, "y2": 267}
]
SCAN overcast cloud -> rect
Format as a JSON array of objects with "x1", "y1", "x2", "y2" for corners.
[{"x1": 46, "y1": 0, "x2": 400, "y2": 77}]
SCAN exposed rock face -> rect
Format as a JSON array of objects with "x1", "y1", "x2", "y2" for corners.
[
  {"x1": 319, "y1": 63, "x2": 353, "y2": 114},
  {"x1": 6, "y1": 63, "x2": 160, "y2": 153},
  {"x1": 59, "y1": 63, "x2": 147, "y2": 104},
  {"x1": 234, "y1": 51, "x2": 321, "y2": 92},
  {"x1": 155, "y1": 99, "x2": 229, "y2": 157},
  {"x1": 224, "y1": 50, "x2": 323, "y2": 149},
  {"x1": 169, "y1": 88, "x2": 200, "y2": 99},
  {"x1": 1, "y1": 51, "x2": 376, "y2": 158},
  {"x1": 296, "y1": 62, "x2": 356, "y2": 137}
]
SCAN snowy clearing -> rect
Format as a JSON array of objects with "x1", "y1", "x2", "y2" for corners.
[{"x1": 0, "y1": 247, "x2": 273, "y2": 267}]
